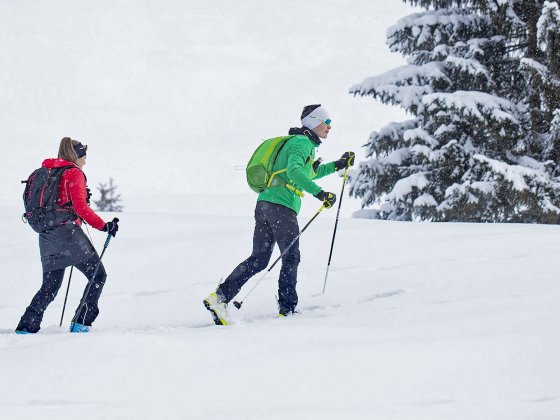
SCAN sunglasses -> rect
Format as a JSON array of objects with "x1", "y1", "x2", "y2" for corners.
[{"x1": 310, "y1": 116, "x2": 332, "y2": 126}]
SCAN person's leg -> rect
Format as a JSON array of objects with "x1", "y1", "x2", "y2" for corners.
[
  {"x1": 265, "y1": 203, "x2": 301, "y2": 315},
  {"x1": 16, "y1": 268, "x2": 66, "y2": 333},
  {"x1": 72, "y1": 255, "x2": 107, "y2": 326},
  {"x1": 216, "y1": 202, "x2": 275, "y2": 303}
]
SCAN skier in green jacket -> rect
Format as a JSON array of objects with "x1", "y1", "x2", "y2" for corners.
[{"x1": 204, "y1": 104, "x2": 355, "y2": 325}]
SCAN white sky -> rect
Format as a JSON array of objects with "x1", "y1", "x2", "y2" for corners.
[{"x1": 0, "y1": 0, "x2": 413, "y2": 217}]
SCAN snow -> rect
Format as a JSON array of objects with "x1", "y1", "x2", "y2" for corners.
[
  {"x1": 412, "y1": 192, "x2": 437, "y2": 207},
  {"x1": 385, "y1": 148, "x2": 411, "y2": 165},
  {"x1": 445, "y1": 55, "x2": 489, "y2": 78},
  {"x1": 387, "y1": 10, "x2": 486, "y2": 54},
  {"x1": 552, "y1": 109, "x2": 560, "y2": 130},
  {"x1": 1, "y1": 204, "x2": 559, "y2": 419},
  {"x1": 474, "y1": 154, "x2": 555, "y2": 192},
  {"x1": 362, "y1": 118, "x2": 420, "y2": 159},
  {"x1": 351, "y1": 63, "x2": 448, "y2": 92},
  {"x1": 423, "y1": 91, "x2": 521, "y2": 124},
  {"x1": 470, "y1": 181, "x2": 495, "y2": 195},
  {"x1": 403, "y1": 128, "x2": 439, "y2": 148},
  {"x1": 443, "y1": 181, "x2": 494, "y2": 206},
  {"x1": 410, "y1": 144, "x2": 440, "y2": 162},
  {"x1": 537, "y1": 1, "x2": 560, "y2": 51},
  {"x1": 520, "y1": 58, "x2": 560, "y2": 89},
  {"x1": 387, "y1": 173, "x2": 430, "y2": 201},
  {"x1": 350, "y1": 63, "x2": 448, "y2": 112},
  {"x1": 511, "y1": 154, "x2": 551, "y2": 173}
]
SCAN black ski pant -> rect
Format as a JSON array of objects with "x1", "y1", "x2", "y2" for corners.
[
  {"x1": 16, "y1": 255, "x2": 107, "y2": 333},
  {"x1": 217, "y1": 201, "x2": 301, "y2": 314}
]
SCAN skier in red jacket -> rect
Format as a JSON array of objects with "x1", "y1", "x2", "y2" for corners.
[{"x1": 16, "y1": 137, "x2": 119, "y2": 334}]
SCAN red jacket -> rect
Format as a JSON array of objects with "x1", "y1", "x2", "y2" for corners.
[{"x1": 42, "y1": 158, "x2": 106, "y2": 231}]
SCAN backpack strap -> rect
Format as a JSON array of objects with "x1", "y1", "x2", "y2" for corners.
[
  {"x1": 267, "y1": 168, "x2": 287, "y2": 188},
  {"x1": 285, "y1": 184, "x2": 304, "y2": 198},
  {"x1": 56, "y1": 165, "x2": 84, "y2": 213},
  {"x1": 267, "y1": 169, "x2": 305, "y2": 197}
]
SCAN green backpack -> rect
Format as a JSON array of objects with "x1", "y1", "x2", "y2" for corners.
[{"x1": 246, "y1": 136, "x2": 293, "y2": 193}]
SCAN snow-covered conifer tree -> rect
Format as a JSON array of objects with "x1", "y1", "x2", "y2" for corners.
[
  {"x1": 522, "y1": 1, "x2": 560, "y2": 165},
  {"x1": 95, "y1": 178, "x2": 123, "y2": 212},
  {"x1": 349, "y1": 0, "x2": 560, "y2": 223}
]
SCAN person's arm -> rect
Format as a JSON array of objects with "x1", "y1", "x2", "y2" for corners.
[
  {"x1": 66, "y1": 169, "x2": 106, "y2": 230},
  {"x1": 312, "y1": 161, "x2": 336, "y2": 180},
  {"x1": 285, "y1": 139, "x2": 322, "y2": 195}
]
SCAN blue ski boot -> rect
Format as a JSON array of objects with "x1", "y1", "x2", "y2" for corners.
[{"x1": 69, "y1": 323, "x2": 90, "y2": 333}]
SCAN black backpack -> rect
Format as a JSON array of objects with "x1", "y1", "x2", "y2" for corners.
[{"x1": 22, "y1": 166, "x2": 78, "y2": 233}]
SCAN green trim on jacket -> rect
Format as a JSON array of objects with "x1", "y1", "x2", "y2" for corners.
[{"x1": 257, "y1": 135, "x2": 336, "y2": 214}]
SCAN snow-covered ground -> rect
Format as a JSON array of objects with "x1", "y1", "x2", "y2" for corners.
[{"x1": 1, "y1": 203, "x2": 559, "y2": 419}]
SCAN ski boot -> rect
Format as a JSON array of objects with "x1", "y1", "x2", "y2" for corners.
[
  {"x1": 69, "y1": 323, "x2": 90, "y2": 333},
  {"x1": 203, "y1": 292, "x2": 230, "y2": 326},
  {"x1": 278, "y1": 308, "x2": 299, "y2": 318}
]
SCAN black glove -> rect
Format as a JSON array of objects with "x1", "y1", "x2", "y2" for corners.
[
  {"x1": 103, "y1": 217, "x2": 120, "y2": 237},
  {"x1": 86, "y1": 187, "x2": 92, "y2": 205},
  {"x1": 312, "y1": 157, "x2": 323, "y2": 173},
  {"x1": 314, "y1": 190, "x2": 337, "y2": 209},
  {"x1": 334, "y1": 151, "x2": 356, "y2": 171}
]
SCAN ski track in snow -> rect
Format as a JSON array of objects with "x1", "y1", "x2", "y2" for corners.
[
  {"x1": 232, "y1": 288, "x2": 407, "y2": 325},
  {"x1": 0, "y1": 288, "x2": 407, "y2": 335}
]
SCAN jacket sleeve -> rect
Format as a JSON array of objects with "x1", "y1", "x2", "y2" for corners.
[
  {"x1": 286, "y1": 139, "x2": 322, "y2": 196},
  {"x1": 312, "y1": 161, "x2": 336, "y2": 180},
  {"x1": 66, "y1": 169, "x2": 106, "y2": 231}
]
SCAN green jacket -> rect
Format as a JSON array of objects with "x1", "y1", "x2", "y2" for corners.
[{"x1": 257, "y1": 135, "x2": 336, "y2": 214}]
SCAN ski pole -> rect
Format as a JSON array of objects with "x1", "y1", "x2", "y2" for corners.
[
  {"x1": 322, "y1": 167, "x2": 349, "y2": 294},
  {"x1": 70, "y1": 233, "x2": 112, "y2": 331},
  {"x1": 233, "y1": 204, "x2": 325, "y2": 309},
  {"x1": 59, "y1": 266, "x2": 74, "y2": 327}
]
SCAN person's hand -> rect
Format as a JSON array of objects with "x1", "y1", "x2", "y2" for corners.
[
  {"x1": 314, "y1": 190, "x2": 336, "y2": 209},
  {"x1": 86, "y1": 187, "x2": 92, "y2": 205},
  {"x1": 312, "y1": 157, "x2": 323, "y2": 172},
  {"x1": 103, "y1": 217, "x2": 120, "y2": 237},
  {"x1": 334, "y1": 151, "x2": 356, "y2": 171}
]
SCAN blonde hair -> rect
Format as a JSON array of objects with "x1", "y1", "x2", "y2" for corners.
[{"x1": 58, "y1": 137, "x2": 79, "y2": 163}]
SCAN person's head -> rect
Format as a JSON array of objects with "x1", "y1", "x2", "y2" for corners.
[
  {"x1": 58, "y1": 137, "x2": 88, "y2": 169},
  {"x1": 301, "y1": 104, "x2": 331, "y2": 139}
]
